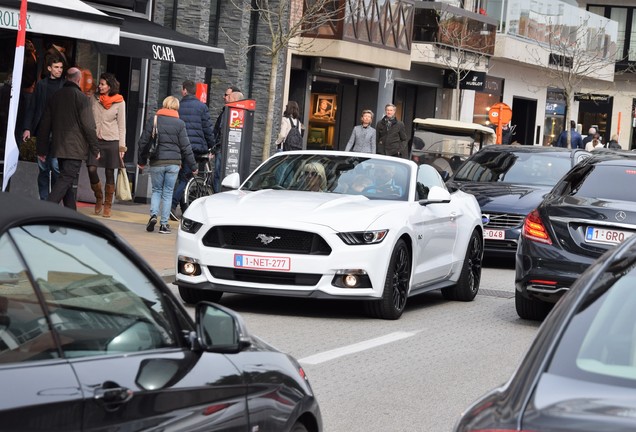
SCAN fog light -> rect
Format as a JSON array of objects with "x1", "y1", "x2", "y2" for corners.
[
  {"x1": 331, "y1": 269, "x2": 372, "y2": 288},
  {"x1": 344, "y1": 274, "x2": 358, "y2": 287},
  {"x1": 178, "y1": 256, "x2": 201, "y2": 276},
  {"x1": 183, "y1": 262, "x2": 197, "y2": 275}
]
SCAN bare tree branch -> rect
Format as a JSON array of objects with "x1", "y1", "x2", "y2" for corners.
[{"x1": 225, "y1": 0, "x2": 344, "y2": 162}]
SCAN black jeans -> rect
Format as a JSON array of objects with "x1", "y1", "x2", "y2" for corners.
[{"x1": 47, "y1": 158, "x2": 81, "y2": 209}]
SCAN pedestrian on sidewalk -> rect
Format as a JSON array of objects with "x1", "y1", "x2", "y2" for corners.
[
  {"x1": 345, "y1": 109, "x2": 376, "y2": 153},
  {"x1": 376, "y1": 103, "x2": 408, "y2": 159},
  {"x1": 137, "y1": 96, "x2": 198, "y2": 234},
  {"x1": 171, "y1": 79, "x2": 215, "y2": 221},
  {"x1": 36, "y1": 67, "x2": 100, "y2": 209},
  {"x1": 23, "y1": 55, "x2": 65, "y2": 200},
  {"x1": 87, "y1": 72, "x2": 126, "y2": 218}
]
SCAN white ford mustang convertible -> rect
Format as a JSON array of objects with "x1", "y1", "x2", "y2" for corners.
[{"x1": 176, "y1": 151, "x2": 484, "y2": 319}]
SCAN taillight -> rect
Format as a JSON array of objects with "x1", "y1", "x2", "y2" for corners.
[{"x1": 522, "y1": 209, "x2": 552, "y2": 245}]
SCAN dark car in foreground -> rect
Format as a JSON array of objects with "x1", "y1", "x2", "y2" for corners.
[
  {"x1": 447, "y1": 145, "x2": 590, "y2": 257},
  {"x1": 455, "y1": 234, "x2": 636, "y2": 432},
  {"x1": 516, "y1": 150, "x2": 636, "y2": 320},
  {"x1": 0, "y1": 192, "x2": 321, "y2": 432}
]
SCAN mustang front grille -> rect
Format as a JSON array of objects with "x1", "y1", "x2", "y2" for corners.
[
  {"x1": 209, "y1": 267, "x2": 321, "y2": 286},
  {"x1": 202, "y1": 226, "x2": 332, "y2": 255},
  {"x1": 484, "y1": 213, "x2": 525, "y2": 229}
]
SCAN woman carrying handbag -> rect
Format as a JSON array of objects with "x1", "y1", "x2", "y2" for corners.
[{"x1": 137, "y1": 96, "x2": 198, "y2": 234}]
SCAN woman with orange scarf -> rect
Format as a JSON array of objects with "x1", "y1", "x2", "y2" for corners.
[{"x1": 88, "y1": 72, "x2": 126, "y2": 217}]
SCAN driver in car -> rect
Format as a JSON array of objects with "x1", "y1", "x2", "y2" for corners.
[{"x1": 366, "y1": 164, "x2": 403, "y2": 196}]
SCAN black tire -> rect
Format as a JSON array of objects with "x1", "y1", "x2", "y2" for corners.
[
  {"x1": 184, "y1": 177, "x2": 213, "y2": 207},
  {"x1": 515, "y1": 290, "x2": 552, "y2": 321},
  {"x1": 178, "y1": 286, "x2": 223, "y2": 304},
  {"x1": 365, "y1": 239, "x2": 411, "y2": 320},
  {"x1": 290, "y1": 422, "x2": 308, "y2": 432},
  {"x1": 442, "y1": 229, "x2": 482, "y2": 301}
]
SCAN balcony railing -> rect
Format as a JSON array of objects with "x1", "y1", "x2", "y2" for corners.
[
  {"x1": 412, "y1": 2, "x2": 497, "y2": 56},
  {"x1": 303, "y1": 0, "x2": 414, "y2": 53},
  {"x1": 486, "y1": 0, "x2": 618, "y2": 61}
]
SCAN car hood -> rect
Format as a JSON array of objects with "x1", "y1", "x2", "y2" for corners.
[
  {"x1": 448, "y1": 181, "x2": 549, "y2": 214},
  {"x1": 187, "y1": 190, "x2": 402, "y2": 231}
]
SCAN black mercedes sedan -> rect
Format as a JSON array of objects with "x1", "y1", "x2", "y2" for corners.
[
  {"x1": 455, "y1": 234, "x2": 636, "y2": 432},
  {"x1": 516, "y1": 150, "x2": 636, "y2": 320},
  {"x1": 0, "y1": 192, "x2": 322, "y2": 432},
  {"x1": 446, "y1": 145, "x2": 590, "y2": 257}
]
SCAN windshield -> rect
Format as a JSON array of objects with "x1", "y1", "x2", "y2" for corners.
[
  {"x1": 563, "y1": 164, "x2": 636, "y2": 202},
  {"x1": 453, "y1": 150, "x2": 572, "y2": 186},
  {"x1": 241, "y1": 154, "x2": 411, "y2": 201}
]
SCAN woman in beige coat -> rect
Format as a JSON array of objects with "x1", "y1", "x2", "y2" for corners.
[{"x1": 87, "y1": 72, "x2": 126, "y2": 217}]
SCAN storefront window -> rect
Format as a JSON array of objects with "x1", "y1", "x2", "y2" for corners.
[{"x1": 308, "y1": 93, "x2": 338, "y2": 150}]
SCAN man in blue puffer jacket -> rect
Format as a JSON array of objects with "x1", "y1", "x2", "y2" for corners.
[{"x1": 171, "y1": 80, "x2": 215, "y2": 220}]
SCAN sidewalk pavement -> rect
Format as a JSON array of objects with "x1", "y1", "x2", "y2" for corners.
[{"x1": 77, "y1": 200, "x2": 177, "y2": 283}]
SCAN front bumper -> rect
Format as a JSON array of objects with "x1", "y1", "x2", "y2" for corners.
[{"x1": 176, "y1": 228, "x2": 394, "y2": 300}]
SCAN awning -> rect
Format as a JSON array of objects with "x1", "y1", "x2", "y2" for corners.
[
  {"x1": 95, "y1": 13, "x2": 226, "y2": 69},
  {"x1": 0, "y1": 0, "x2": 121, "y2": 45}
]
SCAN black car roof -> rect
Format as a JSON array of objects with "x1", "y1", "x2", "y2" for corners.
[
  {"x1": 477, "y1": 144, "x2": 583, "y2": 155},
  {"x1": 0, "y1": 192, "x2": 110, "y2": 236},
  {"x1": 584, "y1": 149, "x2": 636, "y2": 164}
]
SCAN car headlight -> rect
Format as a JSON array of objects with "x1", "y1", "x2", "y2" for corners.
[
  {"x1": 338, "y1": 230, "x2": 388, "y2": 245},
  {"x1": 181, "y1": 217, "x2": 203, "y2": 234}
]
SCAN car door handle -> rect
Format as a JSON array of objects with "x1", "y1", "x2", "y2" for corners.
[
  {"x1": 450, "y1": 211, "x2": 457, "y2": 221},
  {"x1": 94, "y1": 381, "x2": 133, "y2": 407}
]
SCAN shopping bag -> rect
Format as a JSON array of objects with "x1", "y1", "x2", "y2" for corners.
[{"x1": 116, "y1": 168, "x2": 132, "y2": 201}]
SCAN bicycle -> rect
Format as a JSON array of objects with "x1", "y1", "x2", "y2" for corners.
[{"x1": 183, "y1": 151, "x2": 215, "y2": 206}]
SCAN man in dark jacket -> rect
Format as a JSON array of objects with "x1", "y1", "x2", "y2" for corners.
[
  {"x1": 23, "y1": 55, "x2": 65, "y2": 200},
  {"x1": 376, "y1": 103, "x2": 408, "y2": 159},
  {"x1": 170, "y1": 80, "x2": 215, "y2": 220},
  {"x1": 36, "y1": 67, "x2": 99, "y2": 209}
]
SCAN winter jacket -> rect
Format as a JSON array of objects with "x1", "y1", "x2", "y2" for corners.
[
  {"x1": 23, "y1": 76, "x2": 64, "y2": 134},
  {"x1": 36, "y1": 80, "x2": 99, "y2": 161},
  {"x1": 275, "y1": 116, "x2": 304, "y2": 148},
  {"x1": 137, "y1": 108, "x2": 197, "y2": 173},
  {"x1": 92, "y1": 96, "x2": 127, "y2": 151},
  {"x1": 345, "y1": 125, "x2": 376, "y2": 153},
  {"x1": 556, "y1": 128, "x2": 583, "y2": 148},
  {"x1": 178, "y1": 95, "x2": 214, "y2": 155},
  {"x1": 376, "y1": 116, "x2": 408, "y2": 158}
]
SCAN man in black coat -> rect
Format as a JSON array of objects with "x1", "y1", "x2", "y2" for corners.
[
  {"x1": 22, "y1": 55, "x2": 65, "y2": 200},
  {"x1": 376, "y1": 103, "x2": 409, "y2": 159},
  {"x1": 36, "y1": 67, "x2": 99, "y2": 209}
]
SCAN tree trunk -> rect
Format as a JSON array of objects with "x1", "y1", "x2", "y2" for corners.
[{"x1": 261, "y1": 54, "x2": 280, "y2": 162}]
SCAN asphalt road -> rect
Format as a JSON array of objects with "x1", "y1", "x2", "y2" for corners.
[{"x1": 169, "y1": 259, "x2": 541, "y2": 432}]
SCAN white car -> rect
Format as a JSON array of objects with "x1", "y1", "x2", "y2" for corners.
[{"x1": 176, "y1": 151, "x2": 484, "y2": 320}]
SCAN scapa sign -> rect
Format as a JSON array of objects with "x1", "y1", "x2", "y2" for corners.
[{"x1": 152, "y1": 44, "x2": 176, "y2": 62}]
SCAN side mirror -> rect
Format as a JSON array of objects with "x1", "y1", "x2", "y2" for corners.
[
  {"x1": 221, "y1": 172, "x2": 241, "y2": 190},
  {"x1": 419, "y1": 185, "x2": 451, "y2": 206},
  {"x1": 195, "y1": 302, "x2": 251, "y2": 353}
]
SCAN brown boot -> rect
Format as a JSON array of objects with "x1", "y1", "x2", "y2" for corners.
[
  {"x1": 90, "y1": 182, "x2": 104, "y2": 215},
  {"x1": 103, "y1": 184, "x2": 115, "y2": 218}
]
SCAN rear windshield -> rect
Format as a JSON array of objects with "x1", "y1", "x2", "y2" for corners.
[
  {"x1": 565, "y1": 164, "x2": 636, "y2": 202},
  {"x1": 453, "y1": 150, "x2": 572, "y2": 186}
]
